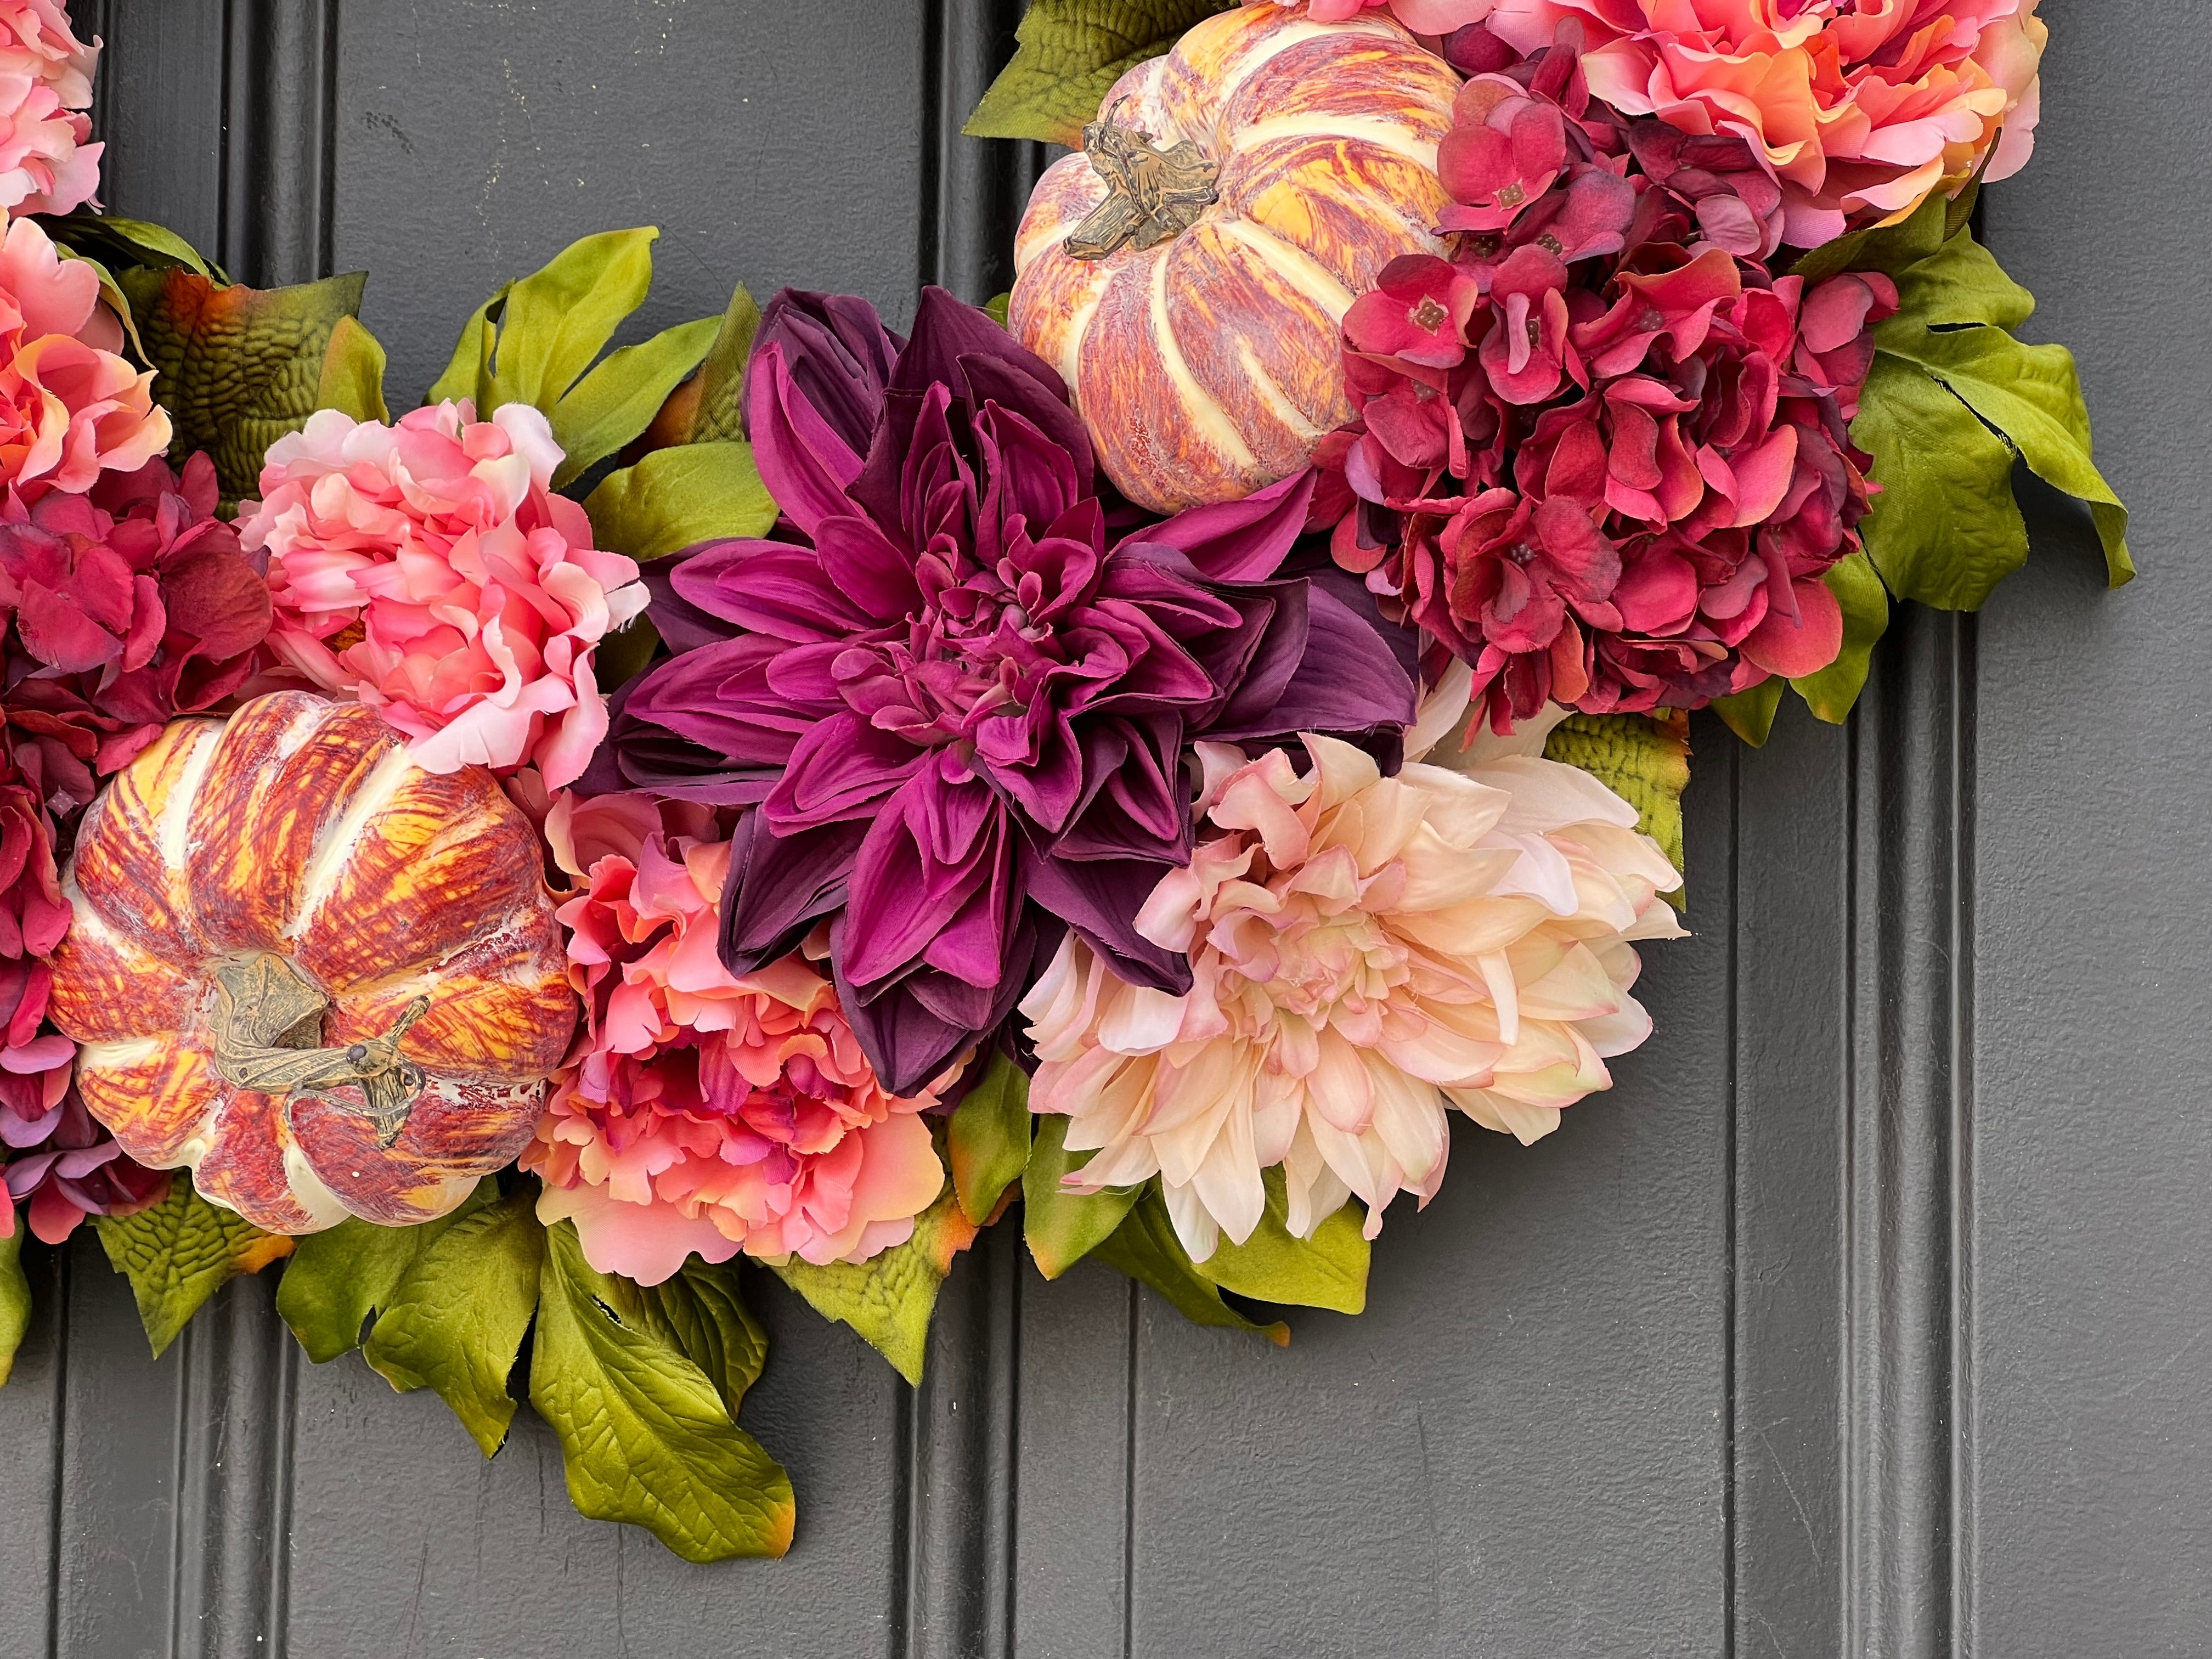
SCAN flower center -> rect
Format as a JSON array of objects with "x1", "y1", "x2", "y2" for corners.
[{"x1": 1412, "y1": 295, "x2": 1449, "y2": 332}]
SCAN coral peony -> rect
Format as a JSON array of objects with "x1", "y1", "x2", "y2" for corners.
[
  {"x1": 1254, "y1": 0, "x2": 1498, "y2": 34},
  {"x1": 1021, "y1": 670, "x2": 1684, "y2": 1260},
  {"x1": 238, "y1": 402, "x2": 647, "y2": 789},
  {"x1": 0, "y1": 216, "x2": 167, "y2": 498},
  {"x1": 1315, "y1": 33, "x2": 1897, "y2": 730},
  {"x1": 596, "y1": 287, "x2": 1417, "y2": 1094},
  {"x1": 1485, "y1": 0, "x2": 2046, "y2": 245},
  {"x1": 524, "y1": 792, "x2": 951, "y2": 1284},
  {"x1": 0, "y1": 1, "x2": 100, "y2": 217}
]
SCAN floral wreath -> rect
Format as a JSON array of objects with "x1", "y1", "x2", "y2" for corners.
[{"x1": 0, "y1": 0, "x2": 2122, "y2": 1562}]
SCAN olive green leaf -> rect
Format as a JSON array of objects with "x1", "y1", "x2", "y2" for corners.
[
  {"x1": 34, "y1": 210, "x2": 219, "y2": 279},
  {"x1": 681, "y1": 284, "x2": 762, "y2": 446},
  {"x1": 948, "y1": 1049, "x2": 1034, "y2": 1225},
  {"x1": 362, "y1": 1188, "x2": 546, "y2": 1457},
  {"x1": 0, "y1": 1227, "x2": 31, "y2": 1387},
  {"x1": 1790, "y1": 549, "x2": 1892, "y2": 725},
  {"x1": 1712, "y1": 679, "x2": 1785, "y2": 748},
  {"x1": 583, "y1": 441, "x2": 778, "y2": 561},
  {"x1": 770, "y1": 1187, "x2": 979, "y2": 1385},
  {"x1": 1885, "y1": 222, "x2": 2034, "y2": 333},
  {"x1": 1789, "y1": 185, "x2": 1950, "y2": 286},
  {"x1": 964, "y1": 0, "x2": 1234, "y2": 146},
  {"x1": 594, "y1": 615, "x2": 663, "y2": 693},
  {"x1": 95, "y1": 1178, "x2": 292, "y2": 1359},
  {"x1": 1094, "y1": 1188, "x2": 1289, "y2": 1344},
  {"x1": 547, "y1": 314, "x2": 721, "y2": 487},
  {"x1": 426, "y1": 285, "x2": 506, "y2": 408},
  {"x1": 1024, "y1": 1110, "x2": 1143, "y2": 1280},
  {"x1": 1543, "y1": 712, "x2": 1690, "y2": 893},
  {"x1": 315, "y1": 313, "x2": 391, "y2": 424},
  {"x1": 532, "y1": 1221, "x2": 795, "y2": 1562},
  {"x1": 275, "y1": 1177, "x2": 496, "y2": 1363},
  {"x1": 1194, "y1": 1169, "x2": 1368, "y2": 1316},
  {"x1": 119, "y1": 267, "x2": 369, "y2": 505},
  {"x1": 984, "y1": 291, "x2": 1013, "y2": 330},
  {"x1": 639, "y1": 1256, "x2": 770, "y2": 1417}
]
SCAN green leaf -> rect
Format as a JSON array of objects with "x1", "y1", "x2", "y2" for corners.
[
  {"x1": 120, "y1": 267, "x2": 369, "y2": 505},
  {"x1": 1876, "y1": 322, "x2": 2132, "y2": 590},
  {"x1": 1194, "y1": 1169, "x2": 1368, "y2": 1315},
  {"x1": 489, "y1": 227, "x2": 659, "y2": 414},
  {"x1": 963, "y1": 0, "x2": 1234, "y2": 146},
  {"x1": 0, "y1": 1227, "x2": 30, "y2": 1387},
  {"x1": 1093, "y1": 1188, "x2": 1288, "y2": 1344},
  {"x1": 550, "y1": 314, "x2": 720, "y2": 487},
  {"x1": 363, "y1": 1188, "x2": 546, "y2": 1457},
  {"x1": 35, "y1": 210, "x2": 218, "y2": 278},
  {"x1": 426, "y1": 285, "x2": 507, "y2": 408},
  {"x1": 1853, "y1": 353, "x2": 2028, "y2": 610},
  {"x1": 1712, "y1": 679, "x2": 1784, "y2": 747},
  {"x1": 595, "y1": 614, "x2": 662, "y2": 692},
  {"x1": 1542, "y1": 712, "x2": 1690, "y2": 892},
  {"x1": 1024, "y1": 1110, "x2": 1142, "y2": 1280},
  {"x1": 1886, "y1": 225, "x2": 2034, "y2": 334},
  {"x1": 948, "y1": 1051, "x2": 1033, "y2": 1225},
  {"x1": 532, "y1": 1221, "x2": 794, "y2": 1562},
  {"x1": 584, "y1": 441, "x2": 778, "y2": 561},
  {"x1": 638, "y1": 1257, "x2": 770, "y2": 1417},
  {"x1": 275, "y1": 1177, "x2": 495, "y2": 1363},
  {"x1": 770, "y1": 1187, "x2": 978, "y2": 1385},
  {"x1": 1789, "y1": 549, "x2": 1891, "y2": 725},
  {"x1": 315, "y1": 313, "x2": 390, "y2": 424},
  {"x1": 686, "y1": 284, "x2": 761, "y2": 445},
  {"x1": 1789, "y1": 187, "x2": 1949, "y2": 285},
  {"x1": 984, "y1": 291, "x2": 1012, "y2": 330},
  {"x1": 95, "y1": 1178, "x2": 292, "y2": 1358}
]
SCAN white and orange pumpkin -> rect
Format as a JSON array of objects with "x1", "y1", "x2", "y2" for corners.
[
  {"x1": 48, "y1": 693, "x2": 576, "y2": 1234},
  {"x1": 1011, "y1": 5, "x2": 1459, "y2": 513}
]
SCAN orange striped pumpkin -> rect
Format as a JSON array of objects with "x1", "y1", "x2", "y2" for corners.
[
  {"x1": 1011, "y1": 5, "x2": 1458, "y2": 514},
  {"x1": 48, "y1": 693, "x2": 575, "y2": 1234}
]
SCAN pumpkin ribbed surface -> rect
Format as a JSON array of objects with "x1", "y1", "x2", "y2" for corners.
[
  {"x1": 1011, "y1": 7, "x2": 1457, "y2": 514},
  {"x1": 48, "y1": 692, "x2": 576, "y2": 1234}
]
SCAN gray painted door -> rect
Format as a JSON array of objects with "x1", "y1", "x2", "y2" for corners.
[{"x1": 0, "y1": 2, "x2": 2202, "y2": 1655}]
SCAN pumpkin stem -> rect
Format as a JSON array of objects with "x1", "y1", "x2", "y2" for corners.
[
  {"x1": 1064, "y1": 101, "x2": 1217, "y2": 261},
  {"x1": 210, "y1": 952, "x2": 431, "y2": 1148}
]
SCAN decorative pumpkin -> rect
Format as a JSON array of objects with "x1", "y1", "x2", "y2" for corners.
[
  {"x1": 1010, "y1": 5, "x2": 1458, "y2": 514},
  {"x1": 48, "y1": 692, "x2": 576, "y2": 1234}
]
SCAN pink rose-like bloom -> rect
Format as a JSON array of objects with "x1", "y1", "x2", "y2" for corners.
[
  {"x1": 523, "y1": 793, "x2": 950, "y2": 1285},
  {"x1": 238, "y1": 402, "x2": 647, "y2": 789},
  {"x1": 1021, "y1": 681, "x2": 1684, "y2": 1261},
  {"x1": 0, "y1": 1, "x2": 101, "y2": 217},
  {"x1": 1254, "y1": 0, "x2": 1497, "y2": 32},
  {"x1": 1486, "y1": 0, "x2": 2047, "y2": 245}
]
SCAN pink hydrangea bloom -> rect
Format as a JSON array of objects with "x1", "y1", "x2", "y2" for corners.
[
  {"x1": 523, "y1": 793, "x2": 950, "y2": 1285},
  {"x1": 238, "y1": 402, "x2": 647, "y2": 789},
  {"x1": 0, "y1": 216, "x2": 167, "y2": 498},
  {"x1": 1252, "y1": 0, "x2": 1497, "y2": 33},
  {"x1": 1486, "y1": 0, "x2": 2047, "y2": 244},
  {"x1": 1022, "y1": 675, "x2": 1684, "y2": 1261},
  {"x1": 0, "y1": 1, "x2": 100, "y2": 217}
]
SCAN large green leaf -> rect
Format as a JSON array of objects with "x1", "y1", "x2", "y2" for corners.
[
  {"x1": 1790, "y1": 549, "x2": 1892, "y2": 725},
  {"x1": 486, "y1": 228, "x2": 659, "y2": 414},
  {"x1": 550, "y1": 315, "x2": 720, "y2": 486},
  {"x1": 1543, "y1": 713, "x2": 1690, "y2": 893},
  {"x1": 1024, "y1": 1110, "x2": 1142, "y2": 1280},
  {"x1": 684, "y1": 284, "x2": 761, "y2": 445},
  {"x1": 36, "y1": 210, "x2": 219, "y2": 278},
  {"x1": 275, "y1": 1178, "x2": 495, "y2": 1363},
  {"x1": 1194, "y1": 1170, "x2": 1368, "y2": 1316},
  {"x1": 315, "y1": 313, "x2": 391, "y2": 424},
  {"x1": 0, "y1": 1227, "x2": 30, "y2": 1387},
  {"x1": 770, "y1": 1188, "x2": 978, "y2": 1385},
  {"x1": 532, "y1": 1221, "x2": 795, "y2": 1562},
  {"x1": 583, "y1": 441, "x2": 778, "y2": 561},
  {"x1": 1094, "y1": 1188, "x2": 1288, "y2": 1344},
  {"x1": 1712, "y1": 679, "x2": 1785, "y2": 748},
  {"x1": 1885, "y1": 225, "x2": 2034, "y2": 333},
  {"x1": 964, "y1": 0, "x2": 1234, "y2": 146},
  {"x1": 120, "y1": 267, "x2": 368, "y2": 505},
  {"x1": 363, "y1": 1188, "x2": 546, "y2": 1456},
  {"x1": 639, "y1": 1256, "x2": 770, "y2": 1417},
  {"x1": 95, "y1": 1179, "x2": 292, "y2": 1358},
  {"x1": 948, "y1": 1050, "x2": 1034, "y2": 1225},
  {"x1": 426, "y1": 285, "x2": 507, "y2": 408},
  {"x1": 1853, "y1": 353, "x2": 2028, "y2": 610},
  {"x1": 1789, "y1": 187, "x2": 1950, "y2": 286}
]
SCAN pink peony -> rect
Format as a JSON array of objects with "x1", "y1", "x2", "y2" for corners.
[
  {"x1": 0, "y1": 216, "x2": 167, "y2": 498},
  {"x1": 1252, "y1": 0, "x2": 1498, "y2": 33},
  {"x1": 1020, "y1": 675, "x2": 1684, "y2": 1261},
  {"x1": 0, "y1": 1, "x2": 100, "y2": 217},
  {"x1": 1486, "y1": 0, "x2": 2047, "y2": 245},
  {"x1": 523, "y1": 792, "x2": 951, "y2": 1284},
  {"x1": 238, "y1": 402, "x2": 647, "y2": 789}
]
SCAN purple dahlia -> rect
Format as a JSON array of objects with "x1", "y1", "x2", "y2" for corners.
[{"x1": 592, "y1": 289, "x2": 1417, "y2": 1093}]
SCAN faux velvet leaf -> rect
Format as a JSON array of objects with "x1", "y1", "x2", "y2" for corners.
[
  {"x1": 640, "y1": 1257, "x2": 769, "y2": 1417},
  {"x1": 315, "y1": 313, "x2": 391, "y2": 424},
  {"x1": 0, "y1": 1228, "x2": 29, "y2": 1387},
  {"x1": 1194, "y1": 1170, "x2": 1368, "y2": 1315},
  {"x1": 532, "y1": 1221, "x2": 795, "y2": 1562},
  {"x1": 1094, "y1": 1188, "x2": 1289, "y2": 1344},
  {"x1": 963, "y1": 0, "x2": 1234, "y2": 146},
  {"x1": 1791, "y1": 549, "x2": 1892, "y2": 725},
  {"x1": 770, "y1": 1188, "x2": 979, "y2": 1385},
  {"x1": 363, "y1": 1188, "x2": 545, "y2": 1456},
  {"x1": 1024, "y1": 1110, "x2": 1142, "y2": 1280},
  {"x1": 949, "y1": 1049, "x2": 1034, "y2": 1224},
  {"x1": 1854, "y1": 353, "x2": 2029, "y2": 610},
  {"x1": 120, "y1": 267, "x2": 368, "y2": 504},
  {"x1": 1543, "y1": 713, "x2": 1690, "y2": 892},
  {"x1": 584, "y1": 441, "x2": 778, "y2": 561},
  {"x1": 95, "y1": 1179, "x2": 293, "y2": 1359},
  {"x1": 275, "y1": 1177, "x2": 495, "y2": 1363}
]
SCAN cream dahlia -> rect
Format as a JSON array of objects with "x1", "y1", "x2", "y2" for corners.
[{"x1": 1021, "y1": 671, "x2": 1684, "y2": 1260}]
